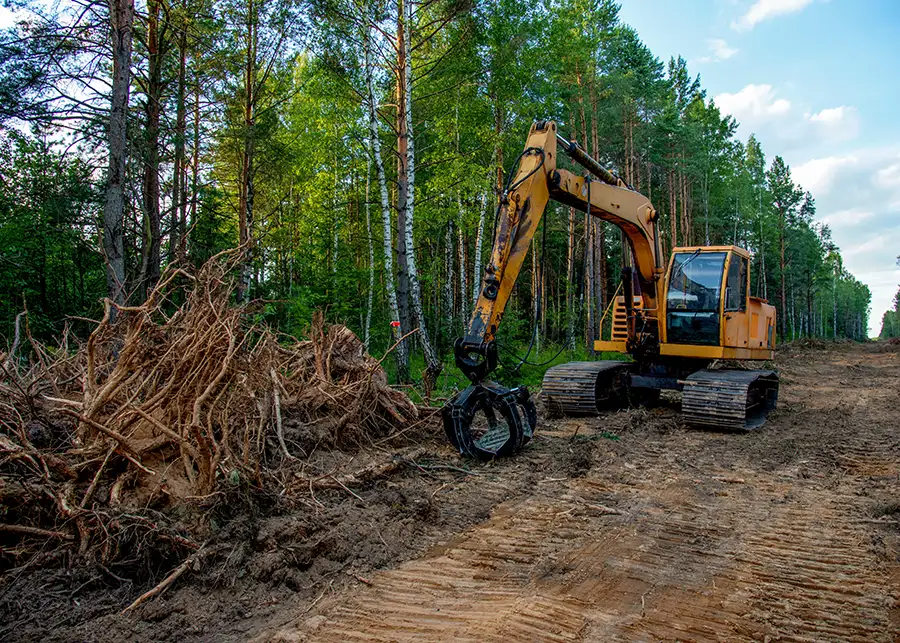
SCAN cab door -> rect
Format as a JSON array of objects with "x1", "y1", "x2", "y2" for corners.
[{"x1": 722, "y1": 252, "x2": 751, "y2": 348}]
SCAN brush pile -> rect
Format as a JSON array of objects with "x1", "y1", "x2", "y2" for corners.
[{"x1": 0, "y1": 249, "x2": 417, "y2": 575}]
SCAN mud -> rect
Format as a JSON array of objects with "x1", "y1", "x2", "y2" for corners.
[{"x1": 3, "y1": 341, "x2": 899, "y2": 642}]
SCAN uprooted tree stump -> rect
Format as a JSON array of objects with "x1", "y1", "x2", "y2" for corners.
[{"x1": 0, "y1": 248, "x2": 418, "y2": 573}]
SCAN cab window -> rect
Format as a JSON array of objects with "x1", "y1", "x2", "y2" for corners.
[{"x1": 725, "y1": 255, "x2": 748, "y2": 312}]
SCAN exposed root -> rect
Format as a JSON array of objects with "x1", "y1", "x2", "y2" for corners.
[{"x1": 0, "y1": 249, "x2": 419, "y2": 594}]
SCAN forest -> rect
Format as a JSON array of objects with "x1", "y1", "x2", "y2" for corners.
[
  {"x1": 879, "y1": 257, "x2": 900, "y2": 339},
  {"x1": 0, "y1": 0, "x2": 874, "y2": 390}
]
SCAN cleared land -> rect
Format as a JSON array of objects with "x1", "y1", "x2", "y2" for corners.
[{"x1": 6, "y1": 342, "x2": 899, "y2": 642}]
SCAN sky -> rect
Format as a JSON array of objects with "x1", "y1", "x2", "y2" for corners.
[
  {"x1": 617, "y1": 0, "x2": 900, "y2": 336},
  {"x1": 2, "y1": 1, "x2": 898, "y2": 334}
]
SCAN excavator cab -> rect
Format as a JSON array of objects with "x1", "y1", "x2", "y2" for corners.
[
  {"x1": 662, "y1": 246, "x2": 776, "y2": 355},
  {"x1": 603, "y1": 245, "x2": 775, "y2": 357}
]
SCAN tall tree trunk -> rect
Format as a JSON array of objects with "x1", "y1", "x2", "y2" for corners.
[
  {"x1": 395, "y1": 2, "x2": 411, "y2": 338},
  {"x1": 103, "y1": 0, "x2": 134, "y2": 311},
  {"x1": 364, "y1": 13, "x2": 406, "y2": 378},
  {"x1": 443, "y1": 218, "x2": 454, "y2": 339},
  {"x1": 832, "y1": 268, "x2": 837, "y2": 339},
  {"x1": 237, "y1": 0, "x2": 256, "y2": 301},
  {"x1": 364, "y1": 157, "x2": 374, "y2": 350},
  {"x1": 190, "y1": 75, "x2": 200, "y2": 232},
  {"x1": 758, "y1": 188, "x2": 767, "y2": 300},
  {"x1": 780, "y1": 214, "x2": 787, "y2": 338},
  {"x1": 667, "y1": 167, "x2": 677, "y2": 250},
  {"x1": 453, "y1": 103, "x2": 467, "y2": 330},
  {"x1": 172, "y1": 11, "x2": 188, "y2": 261},
  {"x1": 806, "y1": 272, "x2": 813, "y2": 339},
  {"x1": 531, "y1": 231, "x2": 537, "y2": 332},
  {"x1": 331, "y1": 145, "x2": 340, "y2": 277},
  {"x1": 493, "y1": 102, "x2": 504, "y2": 197},
  {"x1": 471, "y1": 191, "x2": 487, "y2": 308},
  {"x1": 401, "y1": 0, "x2": 441, "y2": 391},
  {"x1": 576, "y1": 93, "x2": 594, "y2": 350},
  {"x1": 566, "y1": 205, "x2": 575, "y2": 347},
  {"x1": 456, "y1": 197, "x2": 468, "y2": 329},
  {"x1": 590, "y1": 89, "x2": 604, "y2": 312},
  {"x1": 141, "y1": 0, "x2": 162, "y2": 297}
]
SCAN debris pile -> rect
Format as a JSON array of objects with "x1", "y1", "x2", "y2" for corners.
[{"x1": 0, "y1": 249, "x2": 417, "y2": 575}]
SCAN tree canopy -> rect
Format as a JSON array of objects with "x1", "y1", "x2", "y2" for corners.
[{"x1": 0, "y1": 0, "x2": 873, "y2": 385}]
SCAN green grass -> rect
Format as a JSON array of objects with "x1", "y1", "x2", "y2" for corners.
[{"x1": 384, "y1": 342, "x2": 631, "y2": 404}]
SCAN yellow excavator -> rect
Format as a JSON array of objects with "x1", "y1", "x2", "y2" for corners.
[{"x1": 443, "y1": 120, "x2": 779, "y2": 459}]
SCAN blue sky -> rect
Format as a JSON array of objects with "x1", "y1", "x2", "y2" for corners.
[{"x1": 618, "y1": 0, "x2": 900, "y2": 335}]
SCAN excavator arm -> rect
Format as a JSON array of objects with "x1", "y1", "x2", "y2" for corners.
[
  {"x1": 455, "y1": 120, "x2": 663, "y2": 383},
  {"x1": 445, "y1": 120, "x2": 664, "y2": 460}
]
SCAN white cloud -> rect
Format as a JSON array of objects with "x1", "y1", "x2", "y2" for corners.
[
  {"x1": 715, "y1": 84, "x2": 861, "y2": 153},
  {"x1": 874, "y1": 160, "x2": 900, "y2": 189},
  {"x1": 714, "y1": 84, "x2": 791, "y2": 122},
  {"x1": 819, "y1": 208, "x2": 875, "y2": 229},
  {"x1": 732, "y1": 0, "x2": 816, "y2": 32},
  {"x1": 794, "y1": 146, "x2": 900, "y2": 334},
  {"x1": 807, "y1": 106, "x2": 860, "y2": 142},
  {"x1": 697, "y1": 39, "x2": 739, "y2": 64},
  {"x1": 844, "y1": 235, "x2": 886, "y2": 258},
  {"x1": 793, "y1": 155, "x2": 858, "y2": 195}
]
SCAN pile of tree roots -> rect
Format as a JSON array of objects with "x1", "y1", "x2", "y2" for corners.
[{"x1": 0, "y1": 249, "x2": 417, "y2": 584}]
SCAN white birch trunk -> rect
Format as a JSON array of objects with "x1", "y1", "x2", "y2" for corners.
[
  {"x1": 471, "y1": 191, "x2": 487, "y2": 308},
  {"x1": 364, "y1": 15, "x2": 406, "y2": 372},
  {"x1": 532, "y1": 233, "x2": 541, "y2": 355},
  {"x1": 402, "y1": 0, "x2": 441, "y2": 383},
  {"x1": 443, "y1": 218, "x2": 454, "y2": 336},
  {"x1": 833, "y1": 269, "x2": 837, "y2": 339},
  {"x1": 364, "y1": 156, "x2": 374, "y2": 350},
  {"x1": 456, "y1": 193, "x2": 468, "y2": 328},
  {"x1": 332, "y1": 152, "x2": 339, "y2": 276}
]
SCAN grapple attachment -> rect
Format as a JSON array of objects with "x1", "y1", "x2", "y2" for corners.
[{"x1": 442, "y1": 382, "x2": 536, "y2": 460}]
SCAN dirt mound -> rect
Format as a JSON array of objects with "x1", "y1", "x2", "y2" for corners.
[{"x1": 0, "y1": 249, "x2": 417, "y2": 598}]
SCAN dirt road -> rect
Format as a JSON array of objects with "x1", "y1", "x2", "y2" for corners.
[
  {"x1": 9, "y1": 343, "x2": 898, "y2": 642},
  {"x1": 262, "y1": 343, "x2": 900, "y2": 642}
]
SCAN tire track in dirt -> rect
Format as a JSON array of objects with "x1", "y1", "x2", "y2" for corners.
[{"x1": 263, "y1": 346, "x2": 900, "y2": 642}]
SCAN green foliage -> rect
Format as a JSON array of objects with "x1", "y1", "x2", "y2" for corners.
[
  {"x1": 0, "y1": 130, "x2": 104, "y2": 341},
  {"x1": 0, "y1": 0, "x2": 876, "y2": 376},
  {"x1": 879, "y1": 288, "x2": 900, "y2": 338}
]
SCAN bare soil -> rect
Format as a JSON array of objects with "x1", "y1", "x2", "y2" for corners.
[{"x1": 4, "y1": 342, "x2": 899, "y2": 642}]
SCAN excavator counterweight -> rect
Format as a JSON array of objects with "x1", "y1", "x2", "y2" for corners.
[{"x1": 442, "y1": 121, "x2": 779, "y2": 460}]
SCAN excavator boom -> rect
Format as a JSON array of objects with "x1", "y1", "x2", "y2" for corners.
[{"x1": 455, "y1": 120, "x2": 662, "y2": 383}]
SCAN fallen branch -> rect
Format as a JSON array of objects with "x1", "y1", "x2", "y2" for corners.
[
  {"x1": 121, "y1": 544, "x2": 210, "y2": 614},
  {"x1": 271, "y1": 367, "x2": 296, "y2": 461},
  {"x1": 296, "y1": 448, "x2": 429, "y2": 490},
  {"x1": 712, "y1": 475, "x2": 746, "y2": 484}
]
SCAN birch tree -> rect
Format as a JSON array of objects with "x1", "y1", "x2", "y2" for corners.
[
  {"x1": 471, "y1": 192, "x2": 487, "y2": 309},
  {"x1": 401, "y1": 0, "x2": 441, "y2": 389},
  {"x1": 364, "y1": 10, "x2": 407, "y2": 377}
]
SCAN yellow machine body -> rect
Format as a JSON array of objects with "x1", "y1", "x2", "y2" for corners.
[{"x1": 596, "y1": 246, "x2": 777, "y2": 360}]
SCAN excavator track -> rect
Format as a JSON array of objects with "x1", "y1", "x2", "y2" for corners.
[
  {"x1": 542, "y1": 361, "x2": 629, "y2": 416},
  {"x1": 681, "y1": 369, "x2": 779, "y2": 430}
]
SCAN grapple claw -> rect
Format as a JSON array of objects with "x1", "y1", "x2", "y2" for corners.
[{"x1": 442, "y1": 382, "x2": 537, "y2": 460}]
